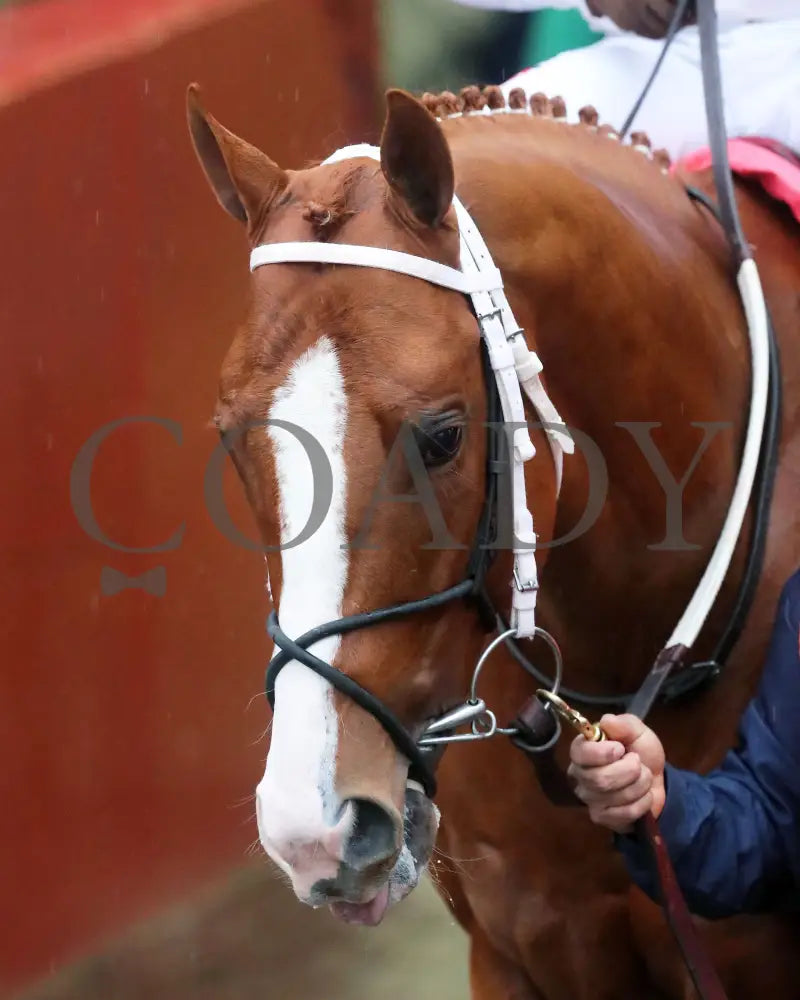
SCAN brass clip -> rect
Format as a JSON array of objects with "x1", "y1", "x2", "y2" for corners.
[{"x1": 536, "y1": 689, "x2": 606, "y2": 742}]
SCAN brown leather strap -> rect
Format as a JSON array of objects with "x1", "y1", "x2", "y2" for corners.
[
  {"x1": 513, "y1": 645, "x2": 730, "y2": 1000},
  {"x1": 627, "y1": 644, "x2": 689, "y2": 718},
  {"x1": 638, "y1": 812, "x2": 729, "y2": 999},
  {"x1": 628, "y1": 648, "x2": 729, "y2": 997},
  {"x1": 512, "y1": 697, "x2": 580, "y2": 808}
]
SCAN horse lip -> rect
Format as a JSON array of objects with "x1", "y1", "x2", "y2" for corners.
[
  {"x1": 330, "y1": 884, "x2": 391, "y2": 926},
  {"x1": 401, "y1": 783, "x2": 440, "y2": 876}
]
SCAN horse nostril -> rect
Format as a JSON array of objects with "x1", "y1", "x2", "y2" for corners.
[{"x1": 342, "y1": 798, "x2": 400, "y2": 872}]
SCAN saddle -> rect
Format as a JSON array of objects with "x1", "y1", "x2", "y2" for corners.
[{"x1": 677, "y1": 137, "x2": 800, "y2": 226}]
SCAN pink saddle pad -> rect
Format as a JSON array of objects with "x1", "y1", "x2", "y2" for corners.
[{"x1": 676, "y1": 137, "x2": 800, "y2": 225}]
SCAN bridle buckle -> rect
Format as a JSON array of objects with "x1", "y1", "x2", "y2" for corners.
[{"x1": 513, "y1": 566, "x2": 539, "y2": 593}]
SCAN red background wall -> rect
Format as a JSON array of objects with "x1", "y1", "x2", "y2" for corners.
[{"x1": 0, "y1": 1, "x2": 378, "y2": 993}]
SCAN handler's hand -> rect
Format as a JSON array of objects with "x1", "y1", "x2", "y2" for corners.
[
  {"x1": 586, "y1": 0, "x2": 695, "y2": 39},
  {"x1": 567, "y1": 714, "x2": 666, "y2": 833}
]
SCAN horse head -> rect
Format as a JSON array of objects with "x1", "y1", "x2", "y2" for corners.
[{"x1": 188, "y1": 86, "x2": 554, "y2": 924}]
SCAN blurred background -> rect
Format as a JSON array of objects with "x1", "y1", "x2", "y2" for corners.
[{"x1": 0, "y1": 1, "x2": 597, "y2": 997}]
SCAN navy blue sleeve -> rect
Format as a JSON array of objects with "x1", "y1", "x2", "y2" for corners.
[{"x1": 617, "y1": 570, "x2": 800, "y2": 918}]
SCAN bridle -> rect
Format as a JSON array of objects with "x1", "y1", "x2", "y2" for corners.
[
  {"x1": 264, "y1": 155, "x2": 576, "y2": 798},
  {"x1": 266, "y1": 347, "x2": 505, "y2": 798},
  {"x1": 264, "y1": 4, "x2": 773, "y2": 771},
  {"x1": 266, "y1": 334, "x2": 572, "y2": 795},
  {"x1": 260, "y1": 2, "x2": 779, "y2": 996}
]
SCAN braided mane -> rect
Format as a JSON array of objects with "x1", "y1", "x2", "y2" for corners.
[{"x1": 420, "y1": 84, "x2": 672, "y2": 174}]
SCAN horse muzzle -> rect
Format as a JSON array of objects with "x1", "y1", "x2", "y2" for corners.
[{"x1": 256, "y1": 779, "x2": 438, "y2": 924}]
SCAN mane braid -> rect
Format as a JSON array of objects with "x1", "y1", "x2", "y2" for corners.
[{"x1": 420, "y1": 83, "x2": 672, "y2": 175}]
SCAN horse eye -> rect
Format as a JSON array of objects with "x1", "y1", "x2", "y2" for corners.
[{"x1": 414, "y1": 422, "x2": 463, "y2": 468}]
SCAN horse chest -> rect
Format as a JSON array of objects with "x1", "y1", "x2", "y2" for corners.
[{"x1": 436, "y1": 795, "x2": 648, "y2": 998}]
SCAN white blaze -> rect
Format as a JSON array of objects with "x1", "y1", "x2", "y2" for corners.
[{"x1": 256, "y1": 337, "x2": 350, "y2": 884}]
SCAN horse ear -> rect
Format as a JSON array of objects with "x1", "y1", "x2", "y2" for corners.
[
  {"x1": 186, "y1": 84, "x2": 288, "y2": 234},
  {"x1": 380, "y1": 89, "x2": 455, "y2": 228}
]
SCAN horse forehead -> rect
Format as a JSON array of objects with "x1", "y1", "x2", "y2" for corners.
[
  {"x1": 224, "y1": 267, "x2": 477, "y2": 406},
  {"x1": 256, "y1": 330, "x2": 461, "y2": 415}
]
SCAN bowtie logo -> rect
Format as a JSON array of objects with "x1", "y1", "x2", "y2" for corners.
[{"x1": 100, "y1": 565, "x2": 167, "y2": 597}]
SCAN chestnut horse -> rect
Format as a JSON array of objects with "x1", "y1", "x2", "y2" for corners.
[{"x1": 188, "y1": 84, "x2": 800, "y2": 998}]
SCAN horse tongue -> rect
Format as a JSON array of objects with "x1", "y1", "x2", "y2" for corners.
[{"x1": 329, "y1": 884, "x2": 390, "y2": 926}]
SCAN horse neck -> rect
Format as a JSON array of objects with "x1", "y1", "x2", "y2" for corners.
[{"x1": 448, "y1": 121, "x2": 749, "y2": 693}]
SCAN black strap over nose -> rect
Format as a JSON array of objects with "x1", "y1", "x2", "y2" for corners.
[
  {"x1": 265, "y1": 348, "x2": 504, "y2": 802},
  {"x1": 266, "y1": 581, "x2": 474, "y2": 799}
]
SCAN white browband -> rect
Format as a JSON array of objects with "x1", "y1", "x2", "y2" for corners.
[
  {"x1": 249, "y1": 143, "x2": 575, "y2": 639},
  {"x1": 249, "y1": 242, "x2": 503, "y2": 296}
]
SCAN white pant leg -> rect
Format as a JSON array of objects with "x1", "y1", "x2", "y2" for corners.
[
  {"x1": 503, "y1": 22, "x2": 800, "y2": 160},
  {"x1": 503, "y1": 36, "x2": 706, "y2": 159},
  {"x1": 716, "y1": 19, "x2": 800, "y2": 154}
]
